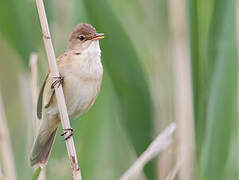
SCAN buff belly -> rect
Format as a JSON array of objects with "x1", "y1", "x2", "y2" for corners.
[{"x1": 62, "y1": 73, "x2": 101, "y2": 118}]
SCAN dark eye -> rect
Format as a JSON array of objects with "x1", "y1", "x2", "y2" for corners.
[{"x1": 78, "y1": 35, "x2": 85, "y2": 41}]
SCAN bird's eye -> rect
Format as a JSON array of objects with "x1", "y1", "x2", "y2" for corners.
[{"x1": 78, "y1": 35, "x2": 85, "y2": 41}]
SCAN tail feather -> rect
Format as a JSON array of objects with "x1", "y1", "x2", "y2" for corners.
[{"x1": 30, "y1": 128, "x2": 58, "y2": 167}]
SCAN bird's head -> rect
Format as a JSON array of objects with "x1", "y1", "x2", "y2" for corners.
[{"x1": 67, "y1": 23, "x2": 104, "y2": 52}]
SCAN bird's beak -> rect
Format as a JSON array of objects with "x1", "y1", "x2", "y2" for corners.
[{"x1": 91, "y1": 33, "x2": 104, "y2": 40}]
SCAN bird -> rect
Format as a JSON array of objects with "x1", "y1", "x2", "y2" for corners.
[{"x1": 30, "y1": 23, "x2": 104, "y2": 167}]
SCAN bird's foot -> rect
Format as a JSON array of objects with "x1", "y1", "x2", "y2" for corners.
[
  {"x1": 61, "y1": 128, "x2": 74, "y2": 141},
  {"x1": 51, "y1": 75, "x2": 64, "y2": 89}
]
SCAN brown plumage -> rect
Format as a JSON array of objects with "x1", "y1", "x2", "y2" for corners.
[
  {"x1": 30, "y1": 23, "x2": 104, "y2": 167},
  {"x1": 69, "y1": 23, "x2": 96, "y2": 41}
]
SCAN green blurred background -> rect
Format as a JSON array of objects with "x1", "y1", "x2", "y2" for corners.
[{"x1": 0, "y1": 0, "x2": 237, "y2": 179}]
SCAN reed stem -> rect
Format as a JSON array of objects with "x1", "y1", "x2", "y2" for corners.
[{"x1": 35, "y1": 0, "x2": 82, "y2": 179}]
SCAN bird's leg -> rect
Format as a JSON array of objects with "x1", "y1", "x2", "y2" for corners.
[
  {"x1": 51, "y1": 75, "x2": 64, "y2": 89},
  {"x1": 61, "y1": 128, "x2": 74, "y2": 141}
]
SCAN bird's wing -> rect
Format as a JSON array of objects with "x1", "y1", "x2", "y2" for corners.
[
  {"x1": 37, "y1": 72, "x2": 55, "y2": 119},
  {"x1": 36, "y1": 55, "x2": 67, "y2": 119},
  {"x1": 37, "y1": 73, "x2": 49, "y2": 119}
]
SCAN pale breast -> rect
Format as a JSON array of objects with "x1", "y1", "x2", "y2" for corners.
[
  {"x1": 46, "y1": 41, "x2": 103, "y2": 118},
  {"x1": 60, "y1": 52, "x2": 103, "y2": 118},
  {"x1": 63, "y1": 73, "x2": 102, "y2": 118}
]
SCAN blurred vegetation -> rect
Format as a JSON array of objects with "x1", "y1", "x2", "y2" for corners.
[
  {"x1": 32, "y1": 167, "x2": 41, "y2": 180},
  {"x1": 0, "y1": 0, "x2": 238, "y2": 180}
]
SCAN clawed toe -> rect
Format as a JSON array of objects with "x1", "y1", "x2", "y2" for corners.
[
  {"x1": 51, "y1": 76, "x2": 64, "y2": 89},
  {"x1": 61, "y1": 128, "x2": 74, "y2": 141}
]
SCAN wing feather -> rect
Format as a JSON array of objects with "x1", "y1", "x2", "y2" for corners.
[{"x1": 37, "y1": 73, "x2": 50, "y2": 119}]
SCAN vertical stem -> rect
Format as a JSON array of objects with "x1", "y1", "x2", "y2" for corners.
[
  {"x1": 236, "y1": 0, "x2": 239, "y2": 176},
  {"x1": 0, "y1": 165, "x2": 2, "y2": 177},
  {"x1": 0, "y1": 91, "x2": 17, "y2": 180},
  {"x1": 0, "y1": 165, "x2": 4, "y2": 180},
  {"x1": 169, "y1": 0, "x2": 196, "y2": 179},
  {"x1": 35, "y1": 0, "x2": 82, "y2": 179},
  {"x1": 19, "y1": 74, "x2": 32, "y2": 152},
  {"x1": 29, "y1": 53, "x2": 40, "y2": 135},
  {"x1": 29, "y1": 53, "x2": 46, "y2": 180}
]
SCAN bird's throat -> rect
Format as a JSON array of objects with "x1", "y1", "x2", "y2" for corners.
[{"x1": 81, "y1": 41, "x2": 101, "y2": 62}]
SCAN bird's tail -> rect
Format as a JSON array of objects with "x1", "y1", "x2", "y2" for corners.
[{"x1": 30, "y1": 116, "x2": 59, "y2": 167}]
